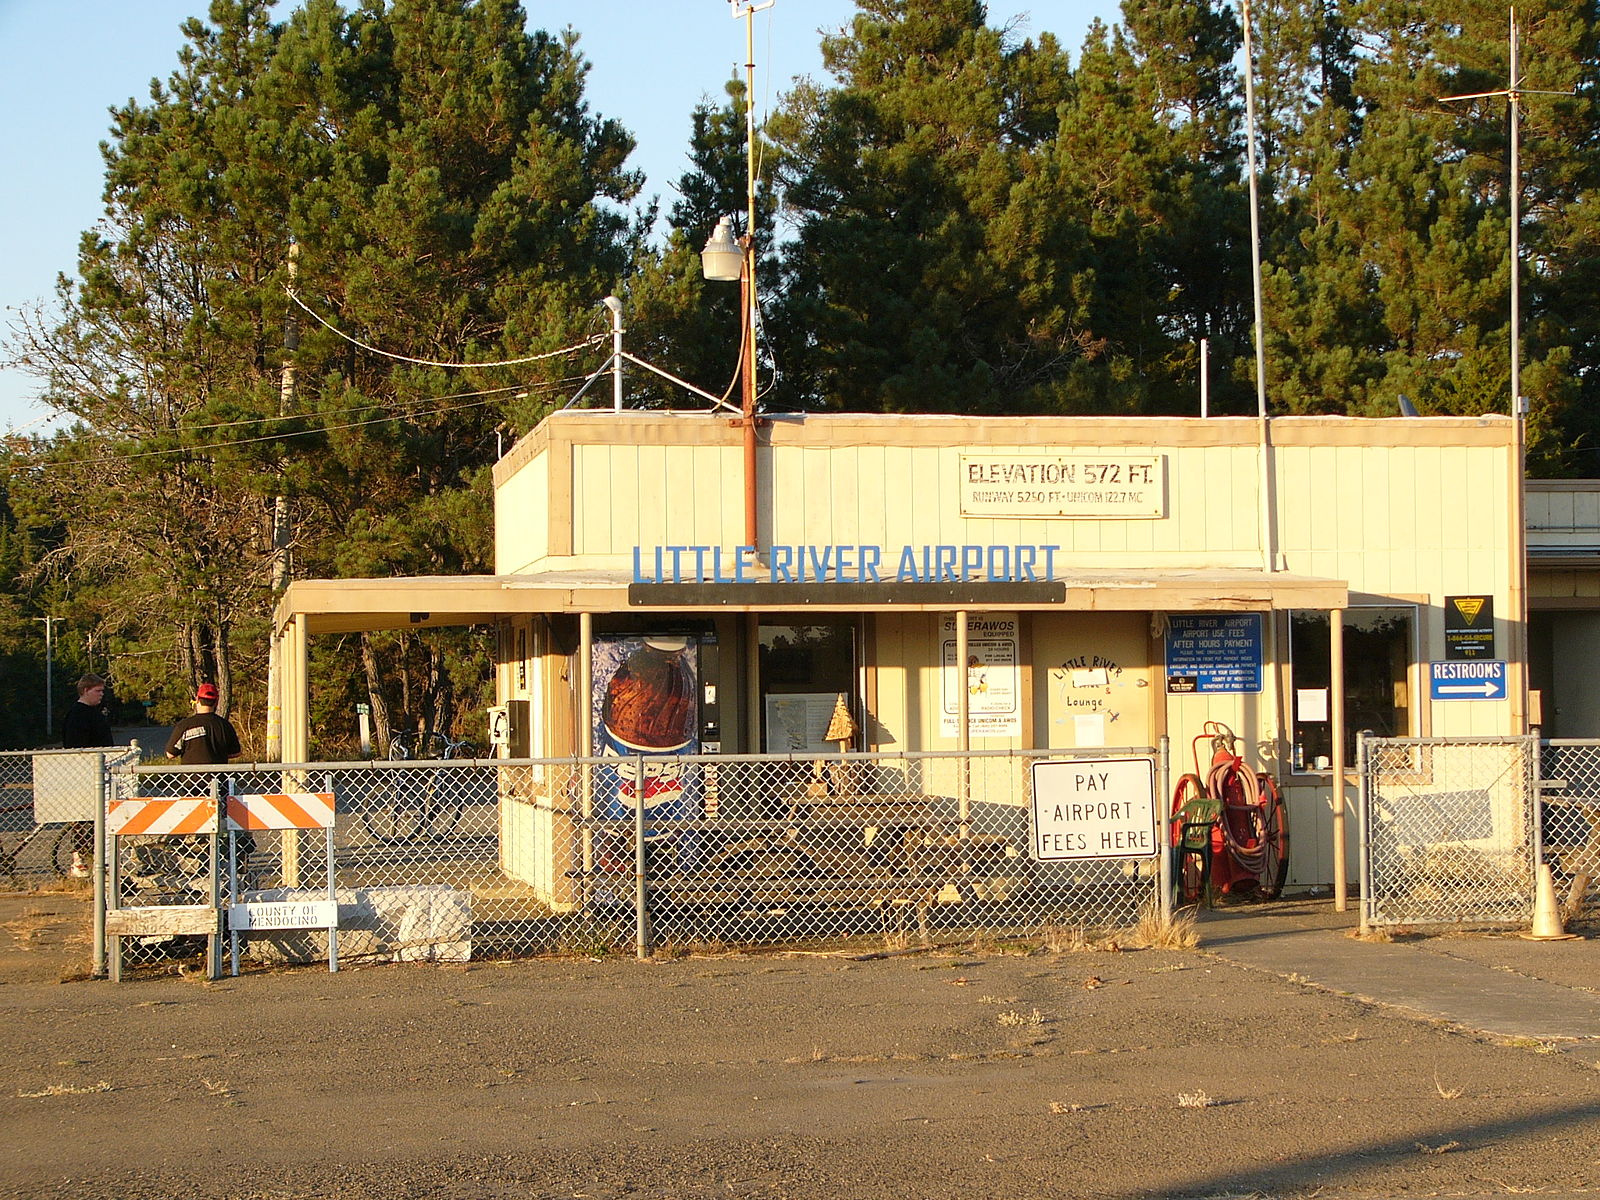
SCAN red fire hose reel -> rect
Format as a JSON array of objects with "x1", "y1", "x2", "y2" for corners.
[{"x1": 1171, "y1": 722, "x2": 1289, "y2": 905}]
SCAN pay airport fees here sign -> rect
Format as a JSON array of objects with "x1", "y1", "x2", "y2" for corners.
[{"x1": 1030, "y1": 757, "x2": 1158, "y2": 861}]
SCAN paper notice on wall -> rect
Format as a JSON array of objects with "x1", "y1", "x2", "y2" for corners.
[
  {"x1": 1297, "y1": 688, "x2": 1329, "y2": 723},
  {"x1": 941, "y1": 613, "x2": 1022, "y2": 737},
  {"x1": 1073, "y1": 713, "x2": 1107, "y2": 747}
]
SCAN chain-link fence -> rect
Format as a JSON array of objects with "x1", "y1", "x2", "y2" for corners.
[
  {"x1": 0, "y1": 746, "x2": 141, "y2": 879},
  {"x1": 1532, "y1": 740, "x2": 1600, "y2": 921},
  {"x1": 101, "y1": 747, "x2": 1165, "y2": 969},
  {"x1": 1360, "y1": 736, "x2": 1537, "y2": 927}
]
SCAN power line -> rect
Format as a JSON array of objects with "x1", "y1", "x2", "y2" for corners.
[
  {"x1": 286, "y1": 289, "x2": 608, "y2": 369},
  {"x1": 13, "y1": 374, "x2": 591, "y2": 471}
]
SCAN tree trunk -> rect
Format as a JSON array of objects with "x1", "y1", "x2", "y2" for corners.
[{"x1": 360, "y1": 633, "x2": 394, "y2": 754}]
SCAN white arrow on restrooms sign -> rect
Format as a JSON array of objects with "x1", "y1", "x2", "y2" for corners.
[{"x1": 1437, "y1": 681, "x2": 1501, "y2": 697}]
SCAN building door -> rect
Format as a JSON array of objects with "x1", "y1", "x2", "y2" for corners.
[{"x1": 1032, "y1": 613, "x2": 1154, "y2": 749}]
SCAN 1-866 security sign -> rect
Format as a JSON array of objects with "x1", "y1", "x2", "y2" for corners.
[{"x1": 1030, "y1": 757, "x2": 1158, "y2": 861}]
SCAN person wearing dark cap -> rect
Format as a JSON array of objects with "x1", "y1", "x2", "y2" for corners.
[
  {"x1": 165, "y1": 683, "x2": 242, "y2": 765},
  {"x1": 61, "y1": 674, "x2": 116, "y2": 877}
]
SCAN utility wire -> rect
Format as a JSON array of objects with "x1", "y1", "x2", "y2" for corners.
[
  {"x1": 286, "y1": 289, "x2": 607, "y2": 369},
  {"x1": 15, "y1": 374, "x2": 590, "y2": 470}
]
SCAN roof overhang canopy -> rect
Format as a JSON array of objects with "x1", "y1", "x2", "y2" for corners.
[{"x1": 277, "y1": 568, "x2": 1348, "y2": 635}]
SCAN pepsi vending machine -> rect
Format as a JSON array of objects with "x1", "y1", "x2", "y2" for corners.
[{"x1": 591, "y1": 635, "x2": 707, "y2": 869}]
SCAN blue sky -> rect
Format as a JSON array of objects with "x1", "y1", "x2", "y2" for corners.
[{"x1": 0, "y1": 1, "x2": 1118, "y2": 430}]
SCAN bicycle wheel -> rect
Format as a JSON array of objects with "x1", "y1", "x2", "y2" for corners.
[
  {"x1": 52, "y1": 825, "x2": 79, "y2": 877},
  {"x1": 420, "y1": 769, "x2": 466, "y2": 840},
  {"x1": 359, "y1": 771, "x2": 426, "y2": 845}
]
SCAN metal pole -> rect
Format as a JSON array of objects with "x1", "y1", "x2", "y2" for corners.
[
  {"x1": 92, "y1": 752, "x2": 106, "y2": 978},
  {"x1": 604, "y1": 296, "x2": 624, "y2": 412},
  {"x1": 34, "y1": 616, "x2": 56, "y2": 737},
  {"x1": 956, "y1": 611, "x2": 970, "y2": 840},
  {"x1": 326, "y1": 770, "x2": 339, "y2": 973},
  {"x1": 208, "y1": 777, "x2": 224, "y2": 981},
  {"x1": 579, "y1": 612, "x2": 594, "y2": 885},
  {"x1": 1357, "y1": 732, "x2": 1372, "y2": 933},
  {"x1": 1157, "y1": 736, "x2": 1172, "y2": 922},
  {"x1": 1240, "y1": 0, "x2": 1277, "y2": 575},
  {"x1": 1509, "y1": 8, "x2": 1522, "y2": 420},
  {"x1": 634, "y1": 753, "x2": 650, "y2": 959},
  {"x1": 1331, "y1": 611, "x2": 1348, "y2": 910},
  {"x1": 1199, "y1": 338, "x2": 1209, "y2": 418}
]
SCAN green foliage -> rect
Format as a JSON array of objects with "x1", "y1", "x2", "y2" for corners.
[{"x1": 3, "y1": 0, "x2": 1600, "y2": 755}]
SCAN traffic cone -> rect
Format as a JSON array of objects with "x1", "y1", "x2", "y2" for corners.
[{"x1": 1521, "y1": 862, "x2": 1579, "y2": 941}]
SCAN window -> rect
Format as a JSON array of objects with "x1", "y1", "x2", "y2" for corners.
[
  {"x1": 758, "y1": 621, "x2": 857, "y2": 753},
  {"x1": 1290, "y1": 607, "x2": 1415, "y2": 769}
]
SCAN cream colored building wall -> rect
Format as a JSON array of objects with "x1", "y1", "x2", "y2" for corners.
[
  {"x1": 1274, "y1": 439, "x2": 1518, "y2": 741},
  {"x1": 493, "y1": 447, "x2": 549, "y2": 574},
  {"x1": 492, "y1": 412, "x2": 1522, "y2": 890}
]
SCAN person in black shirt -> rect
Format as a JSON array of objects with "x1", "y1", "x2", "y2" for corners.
[
  {"x1": 61, "y1": 674, "x2": 112, "y2": 749},
  {"x1": 61, "y1": 674, "x2": 114, "y2": 877},
  {"x1": 165, "y1": 683, "x2": 242, "y2": 764}
]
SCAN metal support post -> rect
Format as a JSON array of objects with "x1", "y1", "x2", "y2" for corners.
[{"x1": 634, "y1": 754, "x2": 651, "y2": 959}]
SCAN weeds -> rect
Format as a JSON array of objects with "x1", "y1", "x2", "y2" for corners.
[
  {"x1": 1128, "y1": 901, "x2": 1200, "y2": 951},
  {"x1": 998, "y1": 1008, "x2": 1046, "y2": 1028},
  {"x1": 18, "y1": 1080, "x2": 113, "y2": 1098},
  {"x1": 1433, "y1": 1071, "x2": 1463, "y2": 1100},
  {"x1": 1176, "y1": 1089, "x2": 1218, "y2": 1108}
]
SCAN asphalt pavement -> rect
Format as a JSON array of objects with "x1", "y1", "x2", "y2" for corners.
[{"x1": 1199, "y1": 897, "x2": 1600, "y2": 1044}]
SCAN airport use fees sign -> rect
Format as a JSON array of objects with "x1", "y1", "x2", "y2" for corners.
[{"x1": 1030, "y1": 757, "x2": 1158, "y2": 861}]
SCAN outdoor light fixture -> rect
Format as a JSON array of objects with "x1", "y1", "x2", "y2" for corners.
[{"x1": 700, "y1": 216, "x2": 742, "y2": 282}]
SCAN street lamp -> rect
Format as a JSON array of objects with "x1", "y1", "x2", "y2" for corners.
[
  {"x1": 699, "y1": 1, "x2": 772, "y2": 554},
  {"x1": 700, "y1": 217, "x2": 741, "y2": 282}
]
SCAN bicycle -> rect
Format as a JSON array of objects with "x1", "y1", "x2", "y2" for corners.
[
  {"x1": 0, "y1": 806, "x2": 79, "y2": 879},
  {"x1": 357, "y1": 730, "x2": 481, "y2": 844}
]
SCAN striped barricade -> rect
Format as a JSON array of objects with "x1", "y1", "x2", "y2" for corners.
[
  {"x1": 108, "y1": 796, "x2": 217, "y2": 836},
  {"x1": 226, "y1": 793, "x2": 335, "y2": 831},
  {"x1": 224, "y1": 793, "x2": 341, "y2": 976},
  {"x1": 107, "y1": 794, "x2": 225, "y2": 981}
]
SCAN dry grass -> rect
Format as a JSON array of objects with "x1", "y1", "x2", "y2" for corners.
[
  {"x1": 18, "y1": 1080, "x2": 113, "y2": 1098},
  {"x1": 1433, "y1": 1071, "x2": 1463, "y2": 1100},
  {"x1": 1416, "y1": 1140, "x2": 1461, "y2": 1155},
  {"x1": 1127, "y1": 900, "x2": 1200, "y2": 950},
  {"x1": 997, "y1": 1007, "x2": 1046, "y2": 1028},
  {"x1": 1, "y1": 908, "x2": 54, "y2": 945},
  {"x1": 200, "y1": 1078, "x2": 234, "y2": 1097},
  {"x1": 1176, "y1": 1089, "x2": 1218, "y2": 1108}
]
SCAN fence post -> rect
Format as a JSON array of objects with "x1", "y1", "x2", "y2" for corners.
[
  {"x1": 1157, "y1": 737, "x2": 1172, "y2": 923},
  {"x1": 92, "y1": 752, "x2": 107, "y2": 978},
  {"x1": 1357, "y1": 732, "x2": 1371, "y2": 934},
  {"x1": 325, "y1": 769, "x2": 340, "y2": 973},
  {"x1": 1528, "y1": 735, "x2": 1544, "y2": 876},
  {"x1": 634, "y1": 753, "x2": 651, "y2": 959}
]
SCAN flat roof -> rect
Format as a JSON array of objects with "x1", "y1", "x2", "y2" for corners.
[{"x1": 277, "y1": 568, "x2": 1348, "y2": 634}]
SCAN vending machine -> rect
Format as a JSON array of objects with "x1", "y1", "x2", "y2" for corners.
[{"x1": 591, "y1": 634, "x2": 713, "y2": 869}]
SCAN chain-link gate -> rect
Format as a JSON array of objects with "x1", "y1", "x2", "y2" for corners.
[
  {"x1": 1359, "y1": 735, "x2": 1537, "y2": 927},
  {"x1": 96, "y1": 746, "x2": 1165, "y2": 968},
  {"x1": 0, "y1": 747, "x2": 140, "y2": 879},
  {"x1": 1531, "y1": 740, "x2": 1600, "y2": 920}
]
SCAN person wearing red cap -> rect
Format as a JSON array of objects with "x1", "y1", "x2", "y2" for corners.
[{"x1": 164, "y1": 683, "x2": 242, "y2": 764}]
